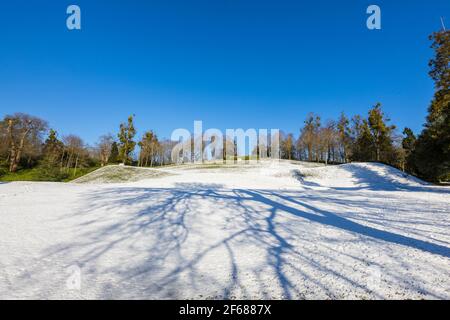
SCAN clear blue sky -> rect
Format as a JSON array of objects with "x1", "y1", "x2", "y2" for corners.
[{"x1": 0, "y1": 0, "x2": 448, "y2": 144}]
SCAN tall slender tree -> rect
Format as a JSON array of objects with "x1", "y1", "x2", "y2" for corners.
[
  {"x1": 301, "y1": 113, "x2": 321, "y2": 161},
  {"x1": 117, "y1": 115, "x2": 136, "y2": 165},
  {"x1": 413, "y1": 30, "x2": 450, "y2": 181},
  {"x1": 97, "y1": 134, "x2": 114, "y2": 166},
  {"x1": 109, "y1": 142, "x2": 119, "y2": 164},
  {"x1": 40, "y1": 129, "x2": 66, "y2": 180},
  {"x1": 138, "y1": 130, "x2": 160, "y2": 167},
  {"x1": 367, "y1": 103, "x2": 395, "y2": 162},
  {"x1": 337, "y1": 112, "x2": 352, "y2": 163},
  {"x1": 402, "y1": 127, "x2": 417, "y2": 173},
  {"x1": 281, "y1": 133, "x2": 294, "y2": 160}
]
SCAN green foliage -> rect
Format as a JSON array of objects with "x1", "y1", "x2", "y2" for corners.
[
  {"x1": 350, "y1": 104, "x2": 395, "y2": 163},
  {"x1": 118, "y1": 115, "x2": 137, "y2": 165},
  {"x1": 0, "y1": 167, "x2": 61, "y2": 182},
  {"x1": 412, "y1": 31, "x2": 450, "y2": 182},
  {"x1": 109, "y1": 141, "x2": 119, "y2": 164},
  {"x1": 37, "y1": 162, "x2": 69, "y2": 182},
  {"x1": 351, "y1": 116, "x2": 373, "y2": 162},
  {"x1": 337, "y1": 112, "x2": 352, "y2": 162},
  {"x1": 42, "y1": 129, "x2": 64, "y2": 167},
  {"x1": 0, "y1": 168, "x2": 44, "y2": 181},
  {"x1": 402, "y1": 127, "x2": 417, "y2": 173},
  {"x1": 62, "y1": 166, "x2": 100, "y2": 182},
  {"x1": 138, "y1": 130, "x2": 160, "y2": 167},
  {"x1": 402, "y1": 128, "x2": 416, "y2": 151},
  {"x1": 0, "y1": 167, "x2": 8, "y2": 177},
  {"x1": 43, "y1": 129, "x2": 63, "y2": 155},
  {"x1": 0, "y1": 166, "x2": 99, "y2": 182},
  {"x1": 367, "y1": 103, "x2": 396, "y2": 162}
]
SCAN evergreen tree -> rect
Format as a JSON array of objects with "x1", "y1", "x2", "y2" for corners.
[
  {"x1": 401, "y1": 127, "x2": 416, "y2": 171},
  {"x1": 109, "y1": 141, "x2": 119, "y2": 164},
  {"x1": 413, "y1": 31, "x2": 450, "y2": 181},
  {"x1": 367, "y1": 103, "x2": 395, "y2": 162},
  {"x1": 39, "y1": 129, "x2": 67, "y2": 181},
  {"x1": 402, "y1": 127, "x2": 416, "y2": 152},
  {"x1": 337, "y1": 112, "x2": 352, "y2": 163},
  {"x1": 117, "y1": 115, "x2": 137, "y2": 165},
  {"x1": 352, "y1": 117, "x2": 374, "y2": 162},
  {"x1": 43, "y1": 129, "x2": 64, "y2": 161}
]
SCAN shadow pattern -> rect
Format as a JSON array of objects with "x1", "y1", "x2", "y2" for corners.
[{"x1": 15, "y1": 182, "x2": 450, "y2": 299}]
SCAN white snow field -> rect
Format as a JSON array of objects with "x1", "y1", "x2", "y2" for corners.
[{"x1": 0, "y1": 161, "x2": 449, "y2": 299}]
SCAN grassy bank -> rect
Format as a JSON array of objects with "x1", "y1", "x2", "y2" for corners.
[{"x1": 0, "y1": 166, "x2": 100, "y2": 182}]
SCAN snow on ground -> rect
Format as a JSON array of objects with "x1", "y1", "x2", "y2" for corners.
[
  {"x1": 72, "y1": 165, "x2": 172, "y2": 184},
  {"x1": 0, "y1": 161, "x2": 449, "y2": 299}
]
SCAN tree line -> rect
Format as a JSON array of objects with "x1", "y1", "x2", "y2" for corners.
[
  {"x1": 277, "y1": 30, "x2": 449, "y2": 182},
  {"x1": 0, "y1": 113, "x2": 175, "y2": 180},
  {"x1": 278, "y1": 103, "x2": 401, "y2": 167},
  {"x1": 278, "y1": 30, "x2": 448, "y2": 182},
  {"x1": 0, "y1": 30, "x2": 448, "y2": 182}
]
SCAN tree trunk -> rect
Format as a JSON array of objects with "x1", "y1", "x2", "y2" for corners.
[
  {"x1": 73, "y1": 154, "x2": 79, "y2": 177},
  {"x1": 7, "y1": 120, "x2": 17, "y2": 172},
  {"x1": 8, "y1": 123, "x2": 30, "y2": 173},
  {"x1": 9, "y1": 150, "x2": 17, "y2": 172}
]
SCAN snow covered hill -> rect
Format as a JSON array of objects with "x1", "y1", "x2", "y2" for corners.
[
  {"x1": 0, "y1": 161, "x2": 449, "y2": 299},
  {"x1": 294, "y1": 162, "x2": 429, "y2": 190},
  {"x1": 72, "y1": 165, "x2": 172, "y2": 184}
]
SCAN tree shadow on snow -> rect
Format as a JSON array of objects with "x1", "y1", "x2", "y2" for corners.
[
  {"x1": 331, "y1": 164, "x2": 450, "y2": 193},
  {"x1": 33, "y1": 183, "x2": 450, "y2": 299}
]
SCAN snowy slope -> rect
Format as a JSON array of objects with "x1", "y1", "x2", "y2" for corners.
[
  {"x1": 0, "y1": 161, "x2": 449, "y2": 299},
  {"x1": 72, "y1": 165, "x2": 172, "y2": 184},
  {"x1": 297, "y1": 162, "x2": 429, "y2": 190}
]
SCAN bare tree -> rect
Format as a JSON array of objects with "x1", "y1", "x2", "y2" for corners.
[
  {"x1": 280, "y1": 132, "x2": 295, "y2": 160},
  {"x1": 97, "y1": 134, "x2": 114, "y2": 166},
  {"x1": 138, "y1": 131, "x2": 160, "y2": 167},
  {"x1": 0, "y1": 121, "x2": 10, "y2": 163},
  {"x1": 318, "y1": 120, "x2": 336, "y2": 165},
  {"x1": 63, "y1": 135, "x2": 85, "y2": 176},
  {"x1": 300, "y1": 113, "x2": 321, "y2": 162},
  {"x1": 4, "y1": 113, "x2": 47, "y2": 172}
]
